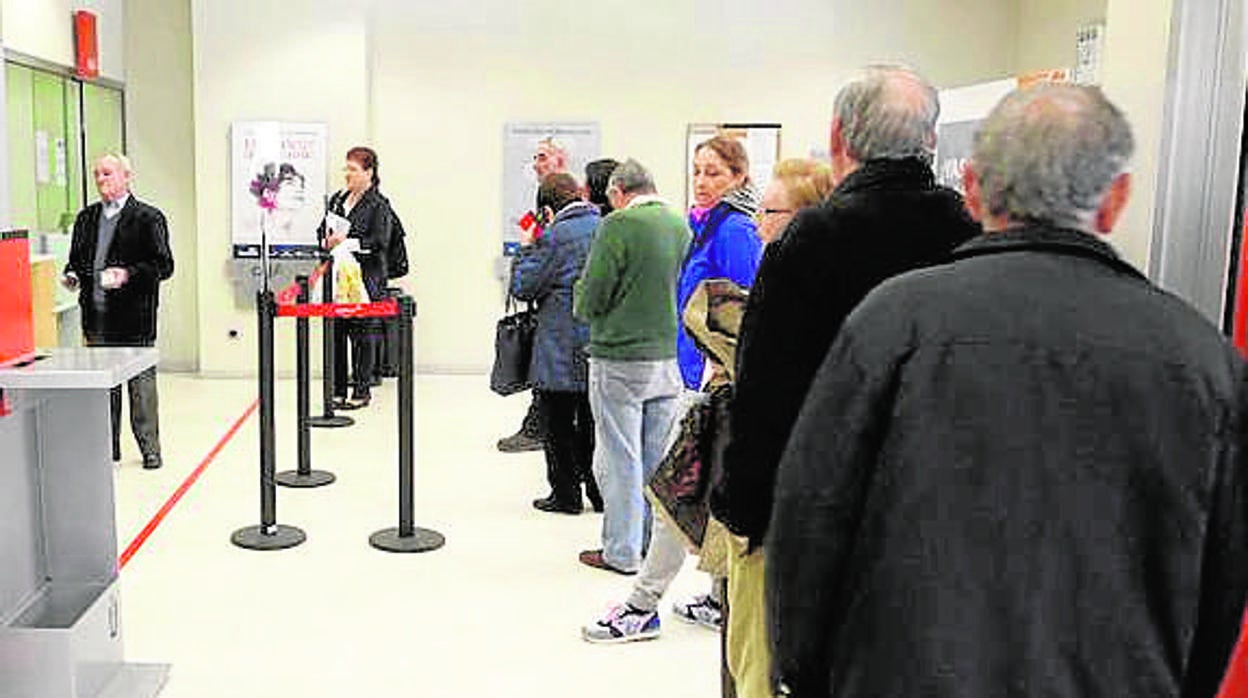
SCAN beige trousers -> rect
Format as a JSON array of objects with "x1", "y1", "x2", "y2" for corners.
[{"x1": 726, "y1": 535, "x2": 772, "y2": 698}]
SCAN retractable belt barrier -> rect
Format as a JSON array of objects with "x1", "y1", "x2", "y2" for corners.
[
  {"x1": 275, "y1": 275, "x2": 336, "y2": 490},
  {"x1": 230, "y1": 273, "x2": 445, "y2": 554},
  {"x1": 306, "y1": 256, "x2": 354, "y2": 429}
]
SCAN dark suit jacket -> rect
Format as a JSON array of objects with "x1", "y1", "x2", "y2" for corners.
[
  {"x1": 66, "y1": 195, "x2": 174, "y2": 345},
  {"x1": 711, "y1": 158, "x2": 979, "y2": 548},
  {"x1": 767, "y1": 226, "x2": 1248, "y2": 697}
]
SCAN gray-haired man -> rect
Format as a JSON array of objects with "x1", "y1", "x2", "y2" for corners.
[
  {"x1": 573, "y1": 159, "x2": 691, "y2": 575},
  {"x1": 710, "y1": 65, "x2": 978, "y2": 697},
  {"x1": 63, "y1": 153, "x2": 174, "y2": 470},
  {"x1": 766, "y1": 84, "x2": 1248, "y2": 697}
]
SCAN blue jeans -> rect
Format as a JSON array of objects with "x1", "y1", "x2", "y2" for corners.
[{"x1": 588, "y1": 358, "x2": 682, "y2": 572}]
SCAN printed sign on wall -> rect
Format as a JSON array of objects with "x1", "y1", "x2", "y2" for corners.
[
  {"x1": 230, "y1": 121, "x2": 328, "y2": 259},
  {"x1": 501, "y1": 122, "x2": 601, "y2": 256}
]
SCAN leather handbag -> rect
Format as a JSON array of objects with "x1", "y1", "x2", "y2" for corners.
[{"x1": 489, "y1": 293, "x2": 536, "y2": 396}]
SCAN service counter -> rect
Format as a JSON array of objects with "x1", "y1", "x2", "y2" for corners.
[{"x1": 0, "y1": 348, "x2": 168, "y2": 698}]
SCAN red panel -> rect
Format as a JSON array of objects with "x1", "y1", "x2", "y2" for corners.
[
  {"x1": 73, "y1": 10, "x2": 99, "y2": 80},
  {"x1": 1218, "y1": 611, "x2": 1248, "y2": 697},
  {"x1": 0, "y1": 231, "x2": 34, "y2": 367}
]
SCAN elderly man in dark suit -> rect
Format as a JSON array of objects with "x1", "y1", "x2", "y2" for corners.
[{"x1": 63, "y1": 153, "x2": 174, "y2": 470}]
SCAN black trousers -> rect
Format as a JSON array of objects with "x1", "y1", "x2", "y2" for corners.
[
  {"x1": 333, "y1": 318, "x2": 379, "y2": 399},
  {"x1": 537, "y1": 389, "x2": 597, "y2": 502},
  {"x1": 520, "y1": 390, "x2": 545, "y2": 438}
]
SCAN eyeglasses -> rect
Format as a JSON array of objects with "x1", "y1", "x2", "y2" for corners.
[{"x1": 753, "y1": 208, "x2": 794, "y2": 222}]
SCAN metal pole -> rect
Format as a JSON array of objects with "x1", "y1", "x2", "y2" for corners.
[
  {"x1": 370, "y1": 296, "x2": 445, "y2": 553},
  {"x1": 277, "y1": 276, "x2": 335, "y2": 488},
  {"x1": 308, "y1": 254, "x2": 353, "y2": 428},
  {"x1": 232, "y1": 289, "x2": 306, "y2": 550},
  {"x1": 398, "y1": 295, "x2": 415, "y2": 537}
]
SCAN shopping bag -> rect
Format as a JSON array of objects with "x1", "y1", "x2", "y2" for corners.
[
  {"x1": 331, "y1": 241, "x2": 371, "y2": 304},
  {"x1": 490, "y1": 296, "x2": 536, "y2": 396}
]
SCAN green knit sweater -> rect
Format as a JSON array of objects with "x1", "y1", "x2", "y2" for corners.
[{"x1": 573, "y1": 200, "x2": 691, "y2": 361}]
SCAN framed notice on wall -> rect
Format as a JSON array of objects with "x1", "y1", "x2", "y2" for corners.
[
  {"x1": 230, "y1": 121, "x2": 328, "y2": 259},
  {"x1": 501, "y1": 122, "x2": 601, "y2": 256},
  {"x1": 499, "y1": 121, "x2": 601, "y2": 255},
  {"x1": 686, "y1": 123, "x2": 781, "y2": 210}
]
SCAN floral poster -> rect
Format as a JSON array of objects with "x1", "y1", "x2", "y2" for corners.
[{"x1": 231, "y1": 121, "x2": 328, "y2": 258}]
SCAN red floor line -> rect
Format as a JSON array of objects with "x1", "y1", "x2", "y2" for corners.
[{"x1": 118, "y1": 398, "x2": 260, "y2": 570}]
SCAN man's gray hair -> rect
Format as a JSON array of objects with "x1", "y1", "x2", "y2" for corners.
[
  {"x1": 608, "y1": 158, "x2": 656, "y2": 196},
  {"x1": 972, "y1": 84, "x2": 1134, "y2": 228},
  {"x1": 833, "y1": 65, "x2": 940, "y2": 164}
]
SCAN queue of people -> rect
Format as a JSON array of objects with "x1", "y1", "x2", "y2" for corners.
[{"x1": 495, "y1": 64, "x2": 1248, "y2": 698}]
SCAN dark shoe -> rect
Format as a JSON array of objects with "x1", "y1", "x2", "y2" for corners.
[
  {"x1": 578, "y1": 549, "x2": 636, "y2": 576},
  {"x1": 142, "y1": 453, "x2": 162, "y2": 470},
  {"x1": 585, "y1": 481, "x2": 604, "y2": 513},
  {"x1": 497, "y1": 430, "x2": 543, "y2": 453},
  {"x1": 533, "y1": 494, "x2": 582, "y2": 514}
]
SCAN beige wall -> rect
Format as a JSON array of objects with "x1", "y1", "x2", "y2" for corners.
[
  {"x1": 371, "y1": 0, "x2": 1017, "y2": 372},
  {"x1": 125, "y1": 0, "x2": 197, "y2": 371},
  {"x1": 6, "y1": 0, "x2": 1183, "y2": 374},
  {"x1": 1014, "y1": 0, "x2": 1107, "y2": 74},
  {"x1": 1100, "y1": 0, "x2": 1173, "y2": 269},
  {"x1": 190, "y1": 0, "x2": 368, "y2": 375},
  {"x1": 1, "y1": 0, "x2": 125, "y2": 80}
]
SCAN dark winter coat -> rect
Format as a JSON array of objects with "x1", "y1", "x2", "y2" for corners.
[
  {"x1": 66, "y1": 195, "x2": 174, "y2": 345},
  {"x1": 712, "y1": 158, "x2": 979, "y2": 548},
  {"x1": 767, "y1": 225, "x2": 1248, "y2": 698},
  {"x1": 512, "y1": 201, "x2": 599, "y2": 392},
  {"x1": 322, "y1": 187, "x2": 391, "y2": 300}
]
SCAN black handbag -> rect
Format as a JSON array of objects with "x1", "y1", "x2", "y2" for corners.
[{"x1": 490, "y1": 294, "x2": 536, "y2": 396}]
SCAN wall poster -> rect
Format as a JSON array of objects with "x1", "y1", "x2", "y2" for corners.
[
  {"x1": 501, "y1": 122, "x2": 601, "y2": 256},
  {"x1": 230, "y1": 121, "x2": 327, "y2": 259}
]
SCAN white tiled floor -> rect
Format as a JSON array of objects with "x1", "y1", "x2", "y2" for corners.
[{"x1": 113, "y1": 373, "x2": 718, "y2": 698}]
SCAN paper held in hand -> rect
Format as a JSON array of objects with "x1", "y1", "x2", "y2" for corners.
[{"x1": 325, "y1": 211, "x2": 351, "y2": 238}]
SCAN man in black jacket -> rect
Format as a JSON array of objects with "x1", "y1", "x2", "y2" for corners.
[
  {"x1": 767, "y1": 84, "x2": 1248, "y2": 697},
  {"x1": 709, "y1": 65, "x2": 977, "y2": 696},
  {"x1": 63, "y1": 153, "x2": 174, "y2": 470}
]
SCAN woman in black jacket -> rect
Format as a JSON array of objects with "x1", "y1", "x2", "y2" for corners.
[{"x1": 321, "y1": 146, "x2": 392, "y2": 409}]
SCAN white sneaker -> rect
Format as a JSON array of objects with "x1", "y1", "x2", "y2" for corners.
[
  {"x1": 672, "y1": 593, "x2": 722, "y2": 630},
  {"x1": 582, "y1": 603, "x2": 661, "y2": 644}
]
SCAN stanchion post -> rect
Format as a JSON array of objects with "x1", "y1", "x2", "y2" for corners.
[
  {"x1": 370, "y1": 295, "x2": 445, "y2": 553},
  {"x1": 308, "y1": 254, "x2": 353, "y2": 429},
  {"x1": 232, "y1": 289, "x2": 306, "y2": 550},
  {"x1": 277, "y1": 275, "x2": 336, "y2": 488}
]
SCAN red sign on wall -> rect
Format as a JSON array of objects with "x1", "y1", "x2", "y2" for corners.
[{"x1": 73, "y1": 10, "x2": 99, "y2": 79}]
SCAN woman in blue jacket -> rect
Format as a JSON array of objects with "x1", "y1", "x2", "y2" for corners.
[
  {"x1": 678, "y1": 136, "x2": 763, "y2": 389},
  {"x1": 512, "y1": 173, "x2": 602, "y2": 514}
]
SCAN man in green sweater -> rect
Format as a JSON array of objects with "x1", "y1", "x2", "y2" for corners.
[{"x1": 574, "y1": 159, "x2": 691, "y2": 574}]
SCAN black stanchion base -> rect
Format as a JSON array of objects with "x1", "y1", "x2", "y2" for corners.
[
  {"x1": 307, "y1": 414, "x2": 354, "y2": 428},
  {"x1": 369, "y1": 527, "x2": 445, "y2": 553},
  {"x1": 276, "y1": 470, "x2": 336, "y2": 488},
  {"x1": 231, "y1": 524, "x2": 307, "y2": 550}
]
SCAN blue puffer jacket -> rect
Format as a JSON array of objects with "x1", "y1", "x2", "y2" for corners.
[
  {"x1": 677, "y1": 199, "x2": 762, "y2": 389},
  {"x1": 512, "y1": 201, "x2": 600, "y2": 392}
]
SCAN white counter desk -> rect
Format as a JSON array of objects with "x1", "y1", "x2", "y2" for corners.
[{"x1": 0, "y1": 348, "x2": 168, "y2": 698}]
